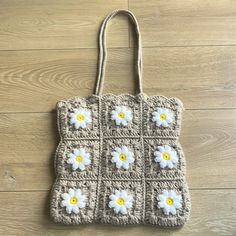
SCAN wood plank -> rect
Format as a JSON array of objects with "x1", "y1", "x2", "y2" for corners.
[
  {"x1": 129, "y1": 0, "x2": 236, "y2": 47},
  {"x1": 0, "y1": 110, "x2": 236, "y2": 191},
  {"x1": 1, "y1": 46, "x2": 236, "y2": 112},
  {"x1": 0, "y1": 0, "x2": 128, "y2": 50},
  {"x1": 0, "y1": 190, "x2": 235, "y2": 235}
]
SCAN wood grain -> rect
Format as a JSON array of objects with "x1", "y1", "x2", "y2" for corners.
[
  {"x1": 129, "y1": 0, "x2": 236, "y2": 47},
  {"x1": 0, "y1": 0, "x2": 128, "y2": 50},
  {"x1": 0, "y1": 110, "x2": 236, "y2": 191},
  {"x1": 0, "y1": 190, "x2": 235, "y2": 236},
  {"x1": 1, "y1": 46, "x2": 236, "y2": 112},
  {"x1": 0, "y1": 1, "x2": 236, "y2": 235}
]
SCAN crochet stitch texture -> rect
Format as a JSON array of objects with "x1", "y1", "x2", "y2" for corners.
[{"x1": 50, "y1": 9, "x2": 191, "y2": 226}]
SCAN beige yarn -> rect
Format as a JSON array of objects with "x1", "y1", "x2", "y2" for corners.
[{"x1": 50, "y1": 9, "x2": 191, "y2": 226}]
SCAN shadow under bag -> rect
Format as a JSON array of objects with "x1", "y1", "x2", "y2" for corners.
[{"x1": 50, "y1": 9, "x2": 191, "y2": 226}]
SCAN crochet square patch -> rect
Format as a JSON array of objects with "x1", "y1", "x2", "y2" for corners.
[
  {"x1": 51, "y1": 179, "x2": 97, "y2": 224},
  {"x1": 57, "y1": 96, "x2": 99, "y2": 139},
  {"x1": 145, "y1": 180, "x2": 191, "y2": 226},
  {"x1": 50, "y1": 94, "x2": 190, "y2": 226},
  {"x1": 101, "y1": 137, "x2": 143, "y2": 179},
  {"x1": 98, "y1": 180, "x2": 144, "y2": 224},
  {"x1": 142, "y1": 96, "x2": 182, "y2": 137},
  {"x1": 143, "y1": 139, "x2": 185, "y2": 179},
  {"x1": 55, "y1": 140, "x2": 100, "y2": 178},
  {"x1": 101, "y1": 94, "x2": 141, "y2": 136}
]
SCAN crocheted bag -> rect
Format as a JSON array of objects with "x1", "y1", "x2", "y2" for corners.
[{"x1": 50, "y1": 9, "x2": 191, "y2": 226}]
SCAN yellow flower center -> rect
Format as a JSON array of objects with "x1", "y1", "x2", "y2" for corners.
[
  {"x1": 76, "y1": 114, "x2": 85, "y2": 121},
  {"x1": 116, "y1": 197, "x2": 125, "y2": 205},
  {"x1": 76, "y1": 155, "x2": 83, "y2": 162},
  {"x1": 118, "y1": 112, "x2": 125, "y2": 118},
  {"x1": 162, "y1": 153, "x2": 170, "y2": 160},
  {"x1": 119, "y1": 154, "x2": 126, "y2": 161},
  {"x1": 160, "y1": 113, "x2": 166, "y2": 120},
  {"x1": 166, "y1": 197, "x2": 174, "y2": 206},
  {"x1": 69, "y1": 197, "x2": 78, "y2": 205}
]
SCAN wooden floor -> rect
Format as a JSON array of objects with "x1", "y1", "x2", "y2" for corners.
[{"x1": 0, "y1": 0, "x2": 236, "y2": 235}]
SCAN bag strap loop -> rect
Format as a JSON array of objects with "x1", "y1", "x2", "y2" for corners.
[{"x1": 95, "y1": 9, "x2": 143, "y2": 96}]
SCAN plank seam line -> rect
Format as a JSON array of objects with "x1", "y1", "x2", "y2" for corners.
[{"x1": 1, "y1": 44, "x2": 236, "y2": 52}]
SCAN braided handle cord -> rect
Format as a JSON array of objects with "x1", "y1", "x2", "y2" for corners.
[{"x1": 95, "y1": 9, "x2": 143, "y2": 96}]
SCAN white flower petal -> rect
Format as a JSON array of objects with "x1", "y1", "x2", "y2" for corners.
[
  {"x1": 115, "y1": 119, "x2": 122, "y2": 126},
  {"x1": 78, "y1": 163, "x2": 86, "y2": 171},
  {"x1": 75, "y1": 123, "x2": 81, "y2": 129},
  {"x1": 164, "y1": 206, "x2": 171, "y2": 215},
  {"x1": 115, "y1": 190, "x2": 120, "y2": 196},
  {"x1": 162, "y1": 190, "x2": 169, "y2": 197},
  {"x1": 160, "y1": 160, "x2": 167, "y2": 168},
  {"x1": 61, "y1": 193, "x2": 70, "y2": 200},
  {"x1": 67, "y1": 157, "x2": 75, "y2": 164},
  {"x1": 124, "y1": 201, "x2": 133, "y2": 209},
  {"x1": 157, "y1": 108, "x2": 163, "y2": 113},
  {"x1": 109, "y1": 201, "x2": 116, "y2": 208},
  {"x1": 164, "y1": 145, "x2": 171, "y2": 152},
  {"x1": 60, "y1": 200, "x2": 68, "y2": 207},
  {"x1": 158, "y1": 146, "x2": 165, "y2": 153},
  {"x1": 72, "y1": 205, "x2": 80, "y2": 214},
  {"x1": 109, "y1": 194, "x2": 117, "y2": 201},
  {"x1": 116, "y1": 106, "x2": 122, "y2": 112},
  {"x1": 111, "y1": 155, "x2": 119, "y2": 163},
  {"x1": 169, "y1": 206, "x2": 177, "y2": 215},
  {"x1": 66, "y1": 205, "x2": 73, "y2": 214},
  {"x1": 72, "y1": 162, "x2": 79, "y2": 171},
  {"x1": 77, "y1": 201, "x2": 86, "y2": 208},
  {"x1": 120, "y1": 205, "x2": 127, "y2": 214},
  {"x1": 114, "y1": 147, "x2": 122, "y2": 153},
  {"x1": 126, "y1": 155, "x2": 135, "y2": 163},
  {"x1": 174, "y1": 201, "x2": 182, "y2": 209},
  {"x1": 114, "y1": 205, "x2": 121, "y2": 214},
  {"x1": 158, "y1": 194, "x2": 166, "y2": 202},
  {"x1": 115, "y1": 160, "x2": 123, "y2": 169},
  {"x1": 74, "y1": 149, "x2": 80, "y2": 155},
  {"x1": 162, "y1": 120, "x2": 169, "y2": 127},
  {"x1": 158, "y1": 201, "x2": 165, "y2": 208},
  {"x1": 121, "y1": 146, "x2": 129, "y2": 153},
  {"x1": 68, "y1": 188, "x2": 75, "y2": 197},
  {"x1": 84, "y1": 116, "x2": 91, "y2": 123},
  {"x1": 154, "y1": 156, "x2": 162, "y2": 163},
  {"x1": 121, "y1": 120, "x2": 128, "y2": 126},
  {"x1": 82, "y1": 158, "x2": 91, "y2": 165},
  {"x1": 120, "y1": 190, "x2": 127, "y2": 198},
  {"x1": 122, "y1": 161, "x2": 130, "y2": 170}
]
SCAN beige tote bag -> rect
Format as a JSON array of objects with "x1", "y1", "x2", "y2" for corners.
[{"x1": 50, "y1": 9, "x2": 191, "y2": 226}]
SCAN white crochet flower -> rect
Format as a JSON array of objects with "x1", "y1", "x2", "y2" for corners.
[
  {"x1": 111, "y1": 106, "x2": 133, "y2": 126},
  {"x1": 157, "y1": 190, "x2": 182, "y2": 215},
  {"x1": 109, "y1": 190, "x2": 133, "y2": 214},
  {"x1": 152, "y1": 108, "x2": 174, "y2": 128},
  {"x1": 67, "y1": 148, "x2": 91, "y2": 171},
  {"x1": 154, "y1": 145, "x2": 178, "y2": 169},
  {"x1": 60, "y1": 188, "x2": 86, "y2": 214},
  {"x1": 111, "y1": 146, "x2": 135, "y2": 170},
  {"x1": 69, "y1": 108, "x2": 91, "y2": 129}
]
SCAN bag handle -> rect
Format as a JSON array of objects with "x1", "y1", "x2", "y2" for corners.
[{"x1": 94, "y1": 9, "x2": 143, "y2": 96}]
